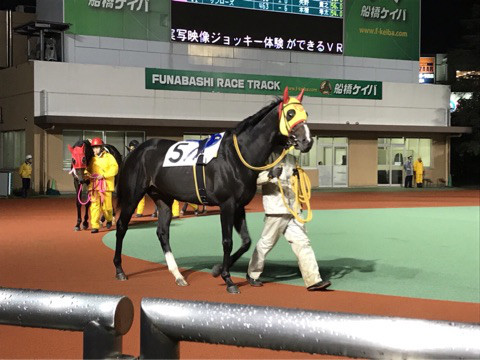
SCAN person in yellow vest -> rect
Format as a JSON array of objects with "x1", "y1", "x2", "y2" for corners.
[
  {"x1": 19, "y1": 154, "x2": 33, "y2": 198},
  {"x1": 413, "y1": 157, "x2": 424, "y2": 188},
  {"x1": 127, "y1": 140, "x2": 146, "y2": 218},
  {"x1": 88, "y1": 138, "x2": 119, "y2": 234}
]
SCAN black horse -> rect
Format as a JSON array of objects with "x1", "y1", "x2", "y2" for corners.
[
  {"x1": 114, "y1": 88, "x2": 313, "y2": 293},
  {"x1": 68, "y1": 140, "x2": 122, "y2": 231}
]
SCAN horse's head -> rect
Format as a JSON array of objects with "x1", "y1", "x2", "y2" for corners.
[
  {"x1": 278, "y1": 87, "x2": 313, "y2": 153},
  {"x1": 68, "y1": 141, "x2": 92, "y2": 183}
]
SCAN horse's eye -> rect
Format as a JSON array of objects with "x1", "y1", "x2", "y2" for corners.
[
  {"x1": 82, "y1": 157, "x2": 86, "y2": 164},
  {"x1": 72, "y1": 158, "x2": 76, "y2": 164},
  {"x1": 287, "y1": 109, "x2": 296, "y2": 120}
]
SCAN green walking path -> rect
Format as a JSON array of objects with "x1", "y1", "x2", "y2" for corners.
[{"x1": 103, "y1": 206, "x2": 480, "y2": 303}]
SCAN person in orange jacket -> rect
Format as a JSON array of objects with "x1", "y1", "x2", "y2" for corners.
[{"x1": 88, "y1": 138, "x2": 118, "y2": 233}]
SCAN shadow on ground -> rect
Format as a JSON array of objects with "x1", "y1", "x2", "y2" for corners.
[{"x1": 134, "y1": 256, "x2": 378, "y2": 284}]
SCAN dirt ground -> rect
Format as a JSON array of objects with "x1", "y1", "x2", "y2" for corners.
[{"x1": 0, "y1": 190, "x2": 479, "y2": 358}]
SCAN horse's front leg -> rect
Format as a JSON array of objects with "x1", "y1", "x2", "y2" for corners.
[
  {"x1": 219, "y1": 200, "x2": 239, "y2": 294},
  {"x1": 82, "y1": 202, "x2": 90, "y2": 230},
  {"x1": 74, "y1": 183, "x2": 82, "y2": 231},
  {"x1": 230, "y1": 206, "x2": 251, "y2": 265},
  {"x1": 156, "y1": 198, "x2": 188, "y2": 286}
]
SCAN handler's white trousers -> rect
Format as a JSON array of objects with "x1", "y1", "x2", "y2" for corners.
[{"x1": 248, "y1": 214, "x2": 322, "y2": 288}]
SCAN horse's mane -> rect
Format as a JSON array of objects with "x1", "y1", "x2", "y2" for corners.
[{"x1": 233, "y1": 98, "x2": 281, "y2": 135}]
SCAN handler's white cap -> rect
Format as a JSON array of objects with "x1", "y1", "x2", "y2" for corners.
[{"x1": 26, "y1": 154, "x2": 32, "y2": 160}]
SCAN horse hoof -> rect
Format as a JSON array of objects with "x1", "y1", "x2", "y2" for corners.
[
  {"x1": 211, "y1": 264, "x2": 222, "y2": 278},
  {"x1": 227, "y1": 285, "x2": 240, "y2": 294},
  {"x1": 116, "y1": 273, "x2": 128, "y2": 281},
  {"x1": 176, "y1": 278, "x2": 189, "y2": 287},
  {"x1": 74, "y1": 226, "x2": 80, "y2": 231},
  {"x1": 82, "y1": 225, "x2": 88, "y2": 230}
]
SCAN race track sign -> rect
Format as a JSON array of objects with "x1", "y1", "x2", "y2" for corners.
[{"x1": 145, "y1": 68, "x2": 383, "y2": 100}]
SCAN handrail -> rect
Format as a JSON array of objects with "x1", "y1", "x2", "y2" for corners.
[
  {"x1": 140, "y1": 298, "x2": 480, "y2": 359},
  {"x1": 0, "y1": 287, "x2": 134, "y2": 359}
]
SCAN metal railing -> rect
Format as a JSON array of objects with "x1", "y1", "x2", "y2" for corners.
[
  {"x1": 140, "y1": 298, "x2": 480, "y2": 359},
  {"x1": 0, "y1": 287, "x2": 134, "y2": 359}
]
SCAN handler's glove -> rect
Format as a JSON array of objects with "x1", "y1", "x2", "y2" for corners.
[
  {"x1": 292, "y1": 168, "x2": 299, "y2": 177},
  {"x1": 268, "y1": 166, "x2": 283, "y2": 179}
]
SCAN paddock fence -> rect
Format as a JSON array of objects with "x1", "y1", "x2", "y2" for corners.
[
  {"x1": 140, "y1": 297, "x2": 480, "y2": 359},
  {"x1": 0, "y1": 287, "x2": 134, "y2": 359}
]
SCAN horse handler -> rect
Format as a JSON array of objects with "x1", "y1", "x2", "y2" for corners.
[
  {"x1": 88, "y1": 138, "x2": 118, "y2": 234},
  {"x1": 246, "y1": 152, "x2": 331, "y2": 291}
]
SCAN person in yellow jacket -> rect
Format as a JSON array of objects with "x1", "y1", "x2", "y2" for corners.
[
  {"x1": 413, "y1": 157, "x2": 424, "y2": 188},
  {"x1": 19, "y1": 154, "x2": 33, "y2": 198},
  {"x1": 88, "y1": 138, "x2": 119, "y2": 233},
  {"x1": 127, "y1": 140, "x2": 146, "y2": 218}
]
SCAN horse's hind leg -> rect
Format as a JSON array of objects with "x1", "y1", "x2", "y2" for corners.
[
  {"x1": 218, "y1": 200, "x2": 239, "y2": 294},
  {"x1": 155, "y1": 198, "x2": 188, "y2": 287},
  {"x1": 113, "y1": 201, "x2": 137, "y2": 280},
  {"x1": 212, "y1": 206, "x2": 251, "y2": 277}
]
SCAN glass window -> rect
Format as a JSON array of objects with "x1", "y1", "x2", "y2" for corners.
[
  {"x1": 333, "y1": 137, "x2": 348, "y2": 144},
  {"x1": 377, "y1": 148, "x2": 389, "y2": 165},
  {"x1": 418, "y1": 139, "x2": 431, "y2": 167},
  {"x1": 126, "y1": 131, "x2": 145, "y2": 146},
  {"x1": 317, "y1": 137, "x2": 333, "y2": 144},
  {"x1": 106, "y1": 131, "x2": 126, "y2": 158},
  {"x1": 406, "y1": 138, "x2": 431, "y2": 167},
  {"x1": 391, "y1": 138, "x2": 405, "y2": 145},
  {"x1": 1, "y1": 130, "x2": 25, "y2": 169},
  {"x1": 334, "y1": 147, "x2": 347, "y2": 165},
  {"x1": 84, "y1": 131, "x2": 103, "y2": 143}
]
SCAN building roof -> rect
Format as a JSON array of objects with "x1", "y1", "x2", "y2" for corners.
[{"x1": 34, "y1": 116, "x2": 472, "y2": 135}]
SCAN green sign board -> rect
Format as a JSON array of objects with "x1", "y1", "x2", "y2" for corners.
[
  {"x1": 64, "y1": 0, "x2": 170, "y2": 41},
  {"x1": 146, "y1": 68, "x2": 382, "y2": 100},
  {"x1": 344, "y1": 0, "x2": 420, "y2": 60}
]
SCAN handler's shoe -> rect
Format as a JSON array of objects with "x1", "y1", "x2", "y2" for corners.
[
  {"x1": 246, "y1": 274, "x2": 263, "y2": 287},
  {"x1": 91, "y1": 229, "x2": 99, "y2": 234},
  {"x1": 307, "y1": 280, "x2": 331, "y2": 291},
  {"x1": 151, "y1": 211, "x2": 158, "y2": 218},
  {"x1": 106, "y1": 221, "x2": 112, "y2": 229}
]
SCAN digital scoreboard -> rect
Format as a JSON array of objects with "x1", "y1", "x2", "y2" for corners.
[{"x1": 171, "y1": 0, "x2": 344, "y2": 54}]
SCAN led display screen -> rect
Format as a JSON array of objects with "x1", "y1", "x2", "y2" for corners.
[{"x1": 171, "y1": 0, "x2": 344, "y2": 54}]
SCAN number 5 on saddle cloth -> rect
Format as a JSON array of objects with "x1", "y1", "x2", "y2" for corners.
[{"x1": 163, "y1": 132, "x2": 225, "y2": 204}]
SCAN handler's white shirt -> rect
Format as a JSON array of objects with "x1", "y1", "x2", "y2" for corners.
[{"x1": 257, "y1": 153, "x2": 299, "y2": 215}]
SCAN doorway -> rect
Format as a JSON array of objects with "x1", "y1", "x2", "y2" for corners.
[
  {"x1": 377, "y1": 138, "x2": 413, "y2": 186},
  {"x1": 317, "y1": 138, "x2": 348, "y2": 187}
]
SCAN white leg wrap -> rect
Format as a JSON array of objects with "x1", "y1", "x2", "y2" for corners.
[{"x1": 165, "y1": 251, "x2": 183, "y2": 279}]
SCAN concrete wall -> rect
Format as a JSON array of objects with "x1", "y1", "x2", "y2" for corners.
[
  {"x1": 0, "y1": 62, "x2": 37, "y2": 190},
  {"x1": 348, "y1": 138, "x2": 378, "y2": 187},
  {"x1": 36, "y1": 0, "x2": 64, "y2": 23},
  {"x1": 425, "y1": 137, "x2": 448, "y2": 185},
  {"x1": 33, "y1": 61, "x2": 450, "y2": 127},
  {"x1": 0, "y1": 11, "x2": 35, "y2": 68},
  {"x1": 64, "y1": 35, "x2": 420, "y2": 84}
]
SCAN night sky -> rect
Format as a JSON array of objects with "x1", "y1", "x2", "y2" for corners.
[{"x1": 421, "y1": 0, "x2": 474, "y2": 55}]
